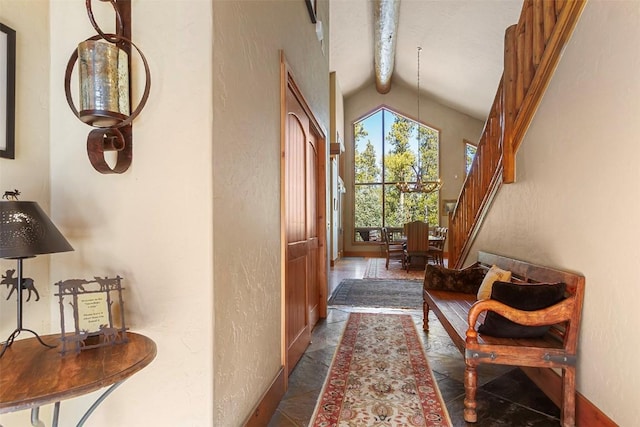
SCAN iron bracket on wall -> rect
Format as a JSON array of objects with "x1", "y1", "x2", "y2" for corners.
[{"x1": 64, "y1": 0, "x2": 150, "y2": 174}]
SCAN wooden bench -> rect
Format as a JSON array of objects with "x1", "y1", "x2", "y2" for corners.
[{"x1": 423, "y1": 252, "x2": 585, "y2": 427}]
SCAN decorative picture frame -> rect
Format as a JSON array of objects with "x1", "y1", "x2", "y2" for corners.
[
  {"x1": 55, "y1": 275, "x2": 129, "y2": 355},
  {"x1": 305, "y1": 0, "x2": 317, "y2": 23},
  {"x1": 442, "y1": 199, "x2": 456, "y2": 215},
  {"x1": 0, "y1": 23, "x2": 16, "y2": 159}
]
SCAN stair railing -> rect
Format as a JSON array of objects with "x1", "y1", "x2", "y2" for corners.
[{"x1": 449, "y1": 0, "x2": 586, "y2": 268}]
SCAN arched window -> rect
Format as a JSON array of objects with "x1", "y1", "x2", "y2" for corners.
[{"x1": 353, "y1": 107, "x2": 439, "y2": 242}]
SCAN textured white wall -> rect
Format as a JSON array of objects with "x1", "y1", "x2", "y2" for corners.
[
  {"x1": 0, "y1": 3, "x2": 52, "y2": 424},
  {"x1": 49, "y1": 0, "x2": 213, "y2": 426},
  {"x1": 331, "y1": 71, "x2": 345, "y2": 145},
  {"x1": 468, "y1": 1, "x2": 640, "y2": 424},
  {"x1": 212, "y1": 1, "x2": 329, "y2": 426},
  {"x1": 343, "y1": 82, "x2": 484, "y2": 254}
]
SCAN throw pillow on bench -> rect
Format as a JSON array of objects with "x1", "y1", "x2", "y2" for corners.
[{"x1": 478, "y1": 281, "x2": 566, "y2": 338}]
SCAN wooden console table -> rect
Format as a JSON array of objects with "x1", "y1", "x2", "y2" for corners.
[{"x1": 0, "y1": 332, "x2": 156, "y2": 426}]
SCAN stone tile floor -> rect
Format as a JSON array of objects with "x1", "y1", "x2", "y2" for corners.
[{"x1": 268, "y1": 258, "x2": 561, "y2": 427}]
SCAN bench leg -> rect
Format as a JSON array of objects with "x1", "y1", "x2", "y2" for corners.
[
  {"x1": 561, "y1": 367, "x2": 576, "y2": 427},
  {"x1": 464, "y1": 362, "x2": 478, "y2": 422},
  {"x1": 423, "y1": 299, "x2": 430, "y2": 331}
]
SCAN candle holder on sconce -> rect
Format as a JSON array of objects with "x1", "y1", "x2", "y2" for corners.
[{"x1": 64, "y1": 0, "x2": 151, "y2": 174}]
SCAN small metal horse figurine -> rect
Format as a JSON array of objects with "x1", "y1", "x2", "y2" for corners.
[{"x1": 2, "y1": 189, "x2": 20, "y2": 200}]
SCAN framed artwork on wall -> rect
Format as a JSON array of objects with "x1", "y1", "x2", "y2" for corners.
[
  {"x1": 305, "y1": 0, "x2": 317, "y2": 23},
  {"x1": 442, "y1": 199, "x2": 456, "y2": 215},
  {"x1": 0, "y1": 23, "x2": 16, "y2": 159}
]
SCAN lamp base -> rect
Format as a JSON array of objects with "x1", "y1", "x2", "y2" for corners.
[
  {"x1": 0, "y1": 328, "x2": 57, "y2": 358},
  {"x1": 0, "y1": 258, "x2": 59, "y2": 358}
]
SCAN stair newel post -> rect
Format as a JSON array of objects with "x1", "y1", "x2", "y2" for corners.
[
  {"x1": 502, "y1": 25, "x2": 518, "y2": 184},
  {"x1": 448, "y1": 209, "x2": 455, "y2": 267}
]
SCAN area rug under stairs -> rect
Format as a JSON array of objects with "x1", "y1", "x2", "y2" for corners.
[{"x1": 309, "y1": 312, "x2": 451, "y2": 426}]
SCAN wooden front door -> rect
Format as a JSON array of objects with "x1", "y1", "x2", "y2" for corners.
[{"x1": 282, "y1": 57, "x2": 325, "y2": 374}]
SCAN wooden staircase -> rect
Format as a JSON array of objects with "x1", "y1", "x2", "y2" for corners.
[{"x1": 448, "y1": 0, "x2": 586, "y2": 269}]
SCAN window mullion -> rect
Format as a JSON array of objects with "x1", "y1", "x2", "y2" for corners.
[{"x1": 381, "y1": 108, "x2": 386, "y2": 228}]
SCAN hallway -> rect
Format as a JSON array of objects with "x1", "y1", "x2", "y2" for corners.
[{"x1": 268, "y1": 258, "x2": 561, "y2": 426}]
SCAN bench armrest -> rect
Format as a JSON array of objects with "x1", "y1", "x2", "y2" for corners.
[
  {"x1": 465, "y1": 296, "x2": 577, "y2": 345},
  {"x1": 424, "y1": 264, "x2": 486, "y2": 295}
]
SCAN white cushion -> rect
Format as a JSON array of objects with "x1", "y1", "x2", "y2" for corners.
[{"x1": 477, "y1": 265, "x2": 512, "y2": 300}]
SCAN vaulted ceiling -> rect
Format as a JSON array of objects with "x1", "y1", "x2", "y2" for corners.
[{"x1": 329, "y1": 0, "x2": 522, "y2": 120}]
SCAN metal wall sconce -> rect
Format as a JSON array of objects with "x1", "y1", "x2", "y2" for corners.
[{"x1": 64, "y1": 0, "x2": 151, "y2": 174}]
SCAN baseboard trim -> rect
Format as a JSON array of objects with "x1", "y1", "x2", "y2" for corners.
[
  {"x1": 243, "y1": 367, "x2": 286, "y2": 427},
  {"x1": 521, "y1": 367, "x2": 616, "y2": 427}
]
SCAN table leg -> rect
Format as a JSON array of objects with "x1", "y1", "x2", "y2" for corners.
[
  {"x1": 53, "y1": 402, "x2": 60, "y2": 427},
  {"x1": 76, "y1": 381, "x2": 124, "y2": 427},
  {"x1": 30, "y1": 407, "x2": 44, "y2": 427}
]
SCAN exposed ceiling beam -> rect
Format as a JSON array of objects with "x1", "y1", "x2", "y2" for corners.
[{"x1": 373, "y1": 0, "x2": 400, "y2": 94}]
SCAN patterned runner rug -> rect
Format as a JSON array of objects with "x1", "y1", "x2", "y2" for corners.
[
  {"x1": 309, "y1": 313, "x2": 451, "y2": 427},
  {"x1": 363, "y1": 257, "x2": 426, "y2": 280}
]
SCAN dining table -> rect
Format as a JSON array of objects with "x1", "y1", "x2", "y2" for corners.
[{"x1": 386, "y1": 227, "x2": 444, "y2": 245}]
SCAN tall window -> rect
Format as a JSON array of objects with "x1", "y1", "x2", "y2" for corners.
[
  {"x1": 354, "y1": 107, "x2": 439, "y2": 242},
  {"x1": 465, "y1": 141, "x2": 477, "y2": 175}
]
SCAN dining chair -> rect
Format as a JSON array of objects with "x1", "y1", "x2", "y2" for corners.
[
  {"x1": 403, "y1": 221, "x2": 430, "y2": 272},
  {"x1": 382, "y1": 227, "x2": 405, "y2": 269},
  {"x1": 428, "y1": 226, "x2": 448, "y2": 266}
]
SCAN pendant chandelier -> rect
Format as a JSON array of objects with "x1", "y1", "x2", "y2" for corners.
[
  {"x1": 396, "y1": 166, "x2": 442, "y2": 193},
  {"x1": 396, "y1": 46, "x2": 443, "y2": 194}
]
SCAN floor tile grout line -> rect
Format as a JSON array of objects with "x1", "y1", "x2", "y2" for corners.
[
  {"x1": 482, "y1": 389, "x2": 561, "y2": 421},
  {"x1": 278, "y1": 409, "x2": 304, "y2": 427}
]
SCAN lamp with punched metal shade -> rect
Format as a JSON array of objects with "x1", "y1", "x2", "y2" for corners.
[{"x1": 0, "y1": 199, "x2": 73, "y2": 358}]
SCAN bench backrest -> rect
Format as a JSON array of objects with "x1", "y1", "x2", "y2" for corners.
[{"x1": 476, "y1": 251, "x2": 585, "y2": 353}]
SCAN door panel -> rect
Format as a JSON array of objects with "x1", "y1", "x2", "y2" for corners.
[
  {"x1": 285, "y1": 98, "x2": 310, "y2": 374},
  {"x1": 286, "y1": 252, "x2": 307, "y2": 348},
  {"x1": 307, "y1": 135, "x2": 320, "y2": 328}
]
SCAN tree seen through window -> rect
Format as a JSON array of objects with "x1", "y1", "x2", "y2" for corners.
[
  {"x1": 354, "y1": 107, "x2": 439, "y2": 242},
  {"x1": 465, "y1": 141, "x2": 477, "y2": 175}
]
